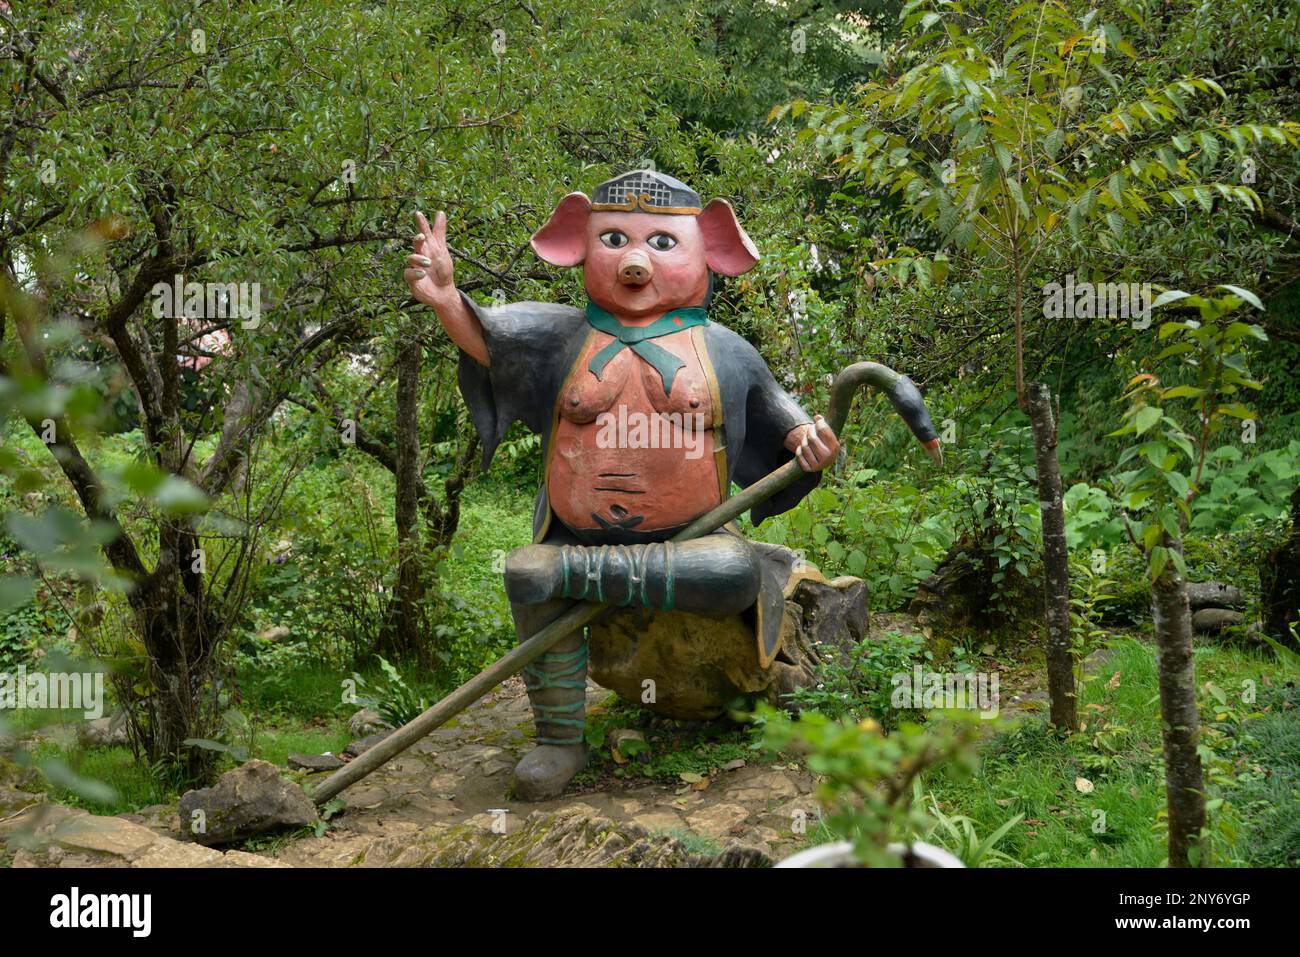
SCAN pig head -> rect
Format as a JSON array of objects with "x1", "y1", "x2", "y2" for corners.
[{"x1": 530, "y1": 190, "x2": 760, "y2": 319}]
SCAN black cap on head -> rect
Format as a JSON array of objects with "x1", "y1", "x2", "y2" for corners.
[{"x1": 591, "y1": 169, "x2": 702, "y2": 215}]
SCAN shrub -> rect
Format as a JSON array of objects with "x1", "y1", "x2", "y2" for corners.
[
  {"x1": 759, "y1": 706, "x2": 981, "y2": 867},
  {"x1": 783, "y1": 629, "x2": 927, "y2": 727}
]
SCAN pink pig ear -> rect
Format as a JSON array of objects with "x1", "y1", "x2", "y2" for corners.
[
  {"x1": 698, "y1": 198, "x2": 759, "y2": 276},
  {"x1": 530, "y1": 192, "x2": 592, "y2": 267}
]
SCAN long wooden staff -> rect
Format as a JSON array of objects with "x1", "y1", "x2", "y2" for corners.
[{"x1": 309, "y1": 362, "x2": 940, "y2": 803}]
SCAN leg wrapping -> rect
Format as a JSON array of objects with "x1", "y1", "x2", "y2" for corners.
[{"x1": 522, "y1": 638, "x2": 588, "y2": 746}]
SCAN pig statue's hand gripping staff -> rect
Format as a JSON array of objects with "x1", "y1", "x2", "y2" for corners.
[{"x1": 404, "y1": 171, "x2": 845, "y2": 800}]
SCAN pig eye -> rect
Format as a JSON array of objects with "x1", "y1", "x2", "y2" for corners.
[
  {"x1": 599, "y1": 230, "x2": 629, "y2": 249},
  {"x1": 647, "y1": 233, "x2": 677, "y2": 251}
]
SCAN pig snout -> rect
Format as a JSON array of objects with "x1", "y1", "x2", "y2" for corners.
[{"x1": 617, "y1": 250, "x2": 652, "y2": 286}]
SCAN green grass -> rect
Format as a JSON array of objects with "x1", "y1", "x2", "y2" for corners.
[
  {"x1": 922, "y1": 634, "x2": 1298, "y2": 867},
  {"x1": 249, "y1": 722, "x2": 352, "y2": 768},
  {"x1": 236, "y1": 662, "x2": 359, "y2": 722},
  {"x1": 1216, "y1": 682, "x2": 1300, "y2": 867},
  {"x1": 0, "y1": 705, "x2": 94, "y2": 735},
  {"x1": 441, "y1": 480, "x2": 535, "y2": 599},
  {"x1": 13, "y1": 711, "x2": 352, "y2": 817},
  {"x1": 24, "y1": 741, "x2": 179, "y2": 814},
  {"x1": 237, "y1": 826, "x2": 316, "y2": 854},
  {"x1": 431, "y1": 479, "x2": 535, "y2": 680}
]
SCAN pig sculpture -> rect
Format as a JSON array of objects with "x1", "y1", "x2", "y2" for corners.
[{"x1": 404, "y1": 170, "x2": 933, "y2": 799}]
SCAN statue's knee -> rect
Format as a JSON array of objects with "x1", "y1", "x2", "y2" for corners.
[
  {"x1": 677, "y1": 537, "x2": 760, "y2": 615},
  {"x1": 504, "y1": 544, "x2": 560, "y2": 604},
  {"x1": 715, "y1": 538, "x2": 761, "y2": 598}
]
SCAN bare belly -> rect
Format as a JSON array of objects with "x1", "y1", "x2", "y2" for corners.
[
  {"x1": 547, "y1": 325, "x2": 723, "y2": 535},
  {"x1": 548, "y1": 416, "x2": 721, "y2": 533}
]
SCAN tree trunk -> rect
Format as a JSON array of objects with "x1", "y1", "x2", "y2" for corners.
[
  {"x1": 1025, "y1": 381, "x2": 1076, "y2": 731},
  {"x1": 424, "y1": 432, "x2": 478, "y2": 552},
  {"x1": 1262, "y1": 483, "x2": 1300, "y2": 651},
  {"x1": 131, "y1": 559, "x2": 221, "y2": 782},
  {"x1": 391, "y1": 339, "x2": 426, "y2": 663},
  {"x1": 1151, "y1": 534, "x2": 1206, "y2": 867}
]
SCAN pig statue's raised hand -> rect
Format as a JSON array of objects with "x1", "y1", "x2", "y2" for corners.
[{"x1": 405, "y1": 170, "x2": 841, "y2": 800}]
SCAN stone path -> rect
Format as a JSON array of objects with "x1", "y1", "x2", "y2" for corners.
[
  {"x1": 0, "y1": 676, "x2": 820, "y2": 868},
  {"x1": 0, "y1": 615, "x2": 1065, "y2": 868},
  {"x1": 270, "y1": 676, "x2": 819, "y2": 866}
]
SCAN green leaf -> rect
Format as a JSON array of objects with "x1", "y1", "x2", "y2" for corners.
[
  {"x1": 153, "y1": 476, "x2": 210, "y2": 516},
  {"x1": 1164, "y1": 469, "x2": 1190, "y2": 499},
  {"x1": 1217, "y1": 403, "x2": 1255, "y2": 420},
  {"x1": 1151, "y1": 289, "x2": 1191, "y2": 309},
  {"x1": 36, "y1": 758, "x2": 117, "y2": 803},
  {"x1": 1215, "y1": 284, "x2": 1263, "y2": 309},
  {"x1": 1150, "y1": 545, "x2": 1168, "y2": 581},
  {"x1": 0, "y1": 576, "x2": 35, "y2": 613},
  {"x1": 1005, "y1": 178, "x2": 1031, "y2": 220},
  {"x1": 1143, "y1": 442, "x2": 1172, "y2": 469},
  {"x1": 1134, "y1": 406, "x2": 1162, "y2": 435},
  {"x1": 1196, "y1": 131, "x2": 1220, "y2": 165}
]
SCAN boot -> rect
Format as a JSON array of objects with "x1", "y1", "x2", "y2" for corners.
[
  {"x1": 509, "y1": 599, "x2": 588, "y2": 801},
  {"x1": 504, "y1": 534, "x2": 760, "y2": 617}
]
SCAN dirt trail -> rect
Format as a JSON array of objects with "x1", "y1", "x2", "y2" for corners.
[
  {"x1": 0, "y1": 617, "x2": 1063, "y2": 867},
  {"x1": 0, "y1": 677, "x2": 820, "y2": 867},
  {"x1": 269, "y1": 677, "x2": 819, "y2": 866}
]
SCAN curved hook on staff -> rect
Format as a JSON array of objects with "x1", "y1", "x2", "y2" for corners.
[
  {"x1": 826, "y1": 361, "x2": 943, "y2": 465},
  {"x1": 672, "y1": 360, "x2": 943, "y2": 541}
]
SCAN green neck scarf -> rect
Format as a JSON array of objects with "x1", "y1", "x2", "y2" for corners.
[{"x1": 584, "y1": 301, "x2": 709, "y2": 396}]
